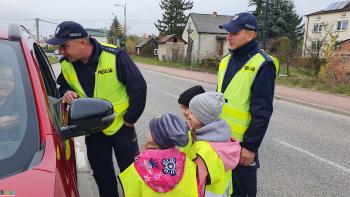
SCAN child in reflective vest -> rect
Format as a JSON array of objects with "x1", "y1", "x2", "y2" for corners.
[
  {"x1": 188, "y1": 92, "x2": 241, "y2": 197},
  {"x1": 118, "y1": 113, "x2": 200, "y2": 197},
  {"x1": 177, "y1": 85, "x2": 205, "y2": 155}
]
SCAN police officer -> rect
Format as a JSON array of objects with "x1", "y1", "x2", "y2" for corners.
[
  {"x1": 47, "y1": 21, "x2": 147, "y2": 197},
  {"x1": 218, "y1": 13, "x2": 279, "y2": 197}
]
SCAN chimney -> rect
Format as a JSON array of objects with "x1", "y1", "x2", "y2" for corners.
[{"x1": 213, "y1": 11, "x2": 218, "y2": 17}]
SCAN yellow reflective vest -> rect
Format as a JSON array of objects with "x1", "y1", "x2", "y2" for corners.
[
  {"x1": 217, "y1": 51, "x2": 279, "y2": 141},
  {"x1": 61, "y1": 43, "x2": 129, "y2": 136},
  {"x1": 189, "y1": 141, "x2": 232, "y2": 195},
  {"x1": 118, "y1": 156, "x2": 198, "y2": 197},
  {"x1": 178, "y1": 131, "x2": 193, "y2": 155}
]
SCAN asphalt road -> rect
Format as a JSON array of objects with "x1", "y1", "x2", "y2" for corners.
[{"x1": 52, "y1": 64, "x2": 350, "y2": 197}]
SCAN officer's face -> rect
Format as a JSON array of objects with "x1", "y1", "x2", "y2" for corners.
[
  {"x1": 59, "y1": 39, "x2": 85, "y2": 62},
  {"x1": 227, "y1": 30, "x2": 256, "y2": 50}
]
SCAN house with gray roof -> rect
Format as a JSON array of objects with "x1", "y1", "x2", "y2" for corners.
[
  {"x1": 135, "y1": 36, "x2": 158, "y2": 57},
  {"x1": 158, "y1": 34, "x2": 187, "y2": 62},
  {"x1": 182, "y1": 12, "x2": 233, "y2": 62}
]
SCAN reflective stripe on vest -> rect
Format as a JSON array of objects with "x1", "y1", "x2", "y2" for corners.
[
  {"x1": 61, "y1": 43, "x2": 129, "y2": 136},
  {"x1": 178, "y1": 131, "x2": 192, "y2": 156},
  {"x1": 189, "y1": 141, "x2": 232, "y2": 195},
  {"x1": 118, "y1": 156, "x2": 198, "y2": 197},
  {"x1": 217, "y1": 52, "x2": 279, "y2": 141}
]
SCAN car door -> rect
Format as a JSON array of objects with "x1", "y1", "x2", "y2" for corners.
[{"x1": 32, "y1": 43, "x2": 79, "y2": 196}]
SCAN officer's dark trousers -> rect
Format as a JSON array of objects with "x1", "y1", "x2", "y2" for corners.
[
  {"x1": 231, "y1": 153, "x2": 259, "y2": 197},
  {"x1": 85, "y1": 125, "x2": 139, "y2": 197}
]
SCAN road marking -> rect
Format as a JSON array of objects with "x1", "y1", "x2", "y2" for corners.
[
  {"x1": 148, "y1": 85, "x2": 179, "y2": 99},
  {"x1": 273, "y1": 138, "x2": 350, "y2": 174}
]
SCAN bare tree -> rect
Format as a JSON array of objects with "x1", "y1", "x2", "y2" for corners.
[{"x1": 303, "y1": 23, "x2": 338, "y2": 77}]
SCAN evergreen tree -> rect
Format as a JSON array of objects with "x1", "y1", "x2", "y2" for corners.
[
  {"x1": 155, "y1": 0, "x2": 193, "y2": 36},
  {"x1": 249, "y1": 0, "x2": 303, "y2": 50},
  {"x1": 108, "y1": 16, "x2": 123, "y2": 45}
]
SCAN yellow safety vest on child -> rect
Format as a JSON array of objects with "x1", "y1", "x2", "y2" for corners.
[
  {"x1": 189, "y1": 141, "x2": 232, "y2": 196},
  {"x1": 118, "y1": 149, "x2": 199, "y2": 197}
]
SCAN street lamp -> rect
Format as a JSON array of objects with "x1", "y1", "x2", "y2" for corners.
[
  {"x1": 114, "y1": 3, "x2": 126, "y2": 37},
  {"x1": 262, "y1": 0, "x2": 269, "y2": 50}
]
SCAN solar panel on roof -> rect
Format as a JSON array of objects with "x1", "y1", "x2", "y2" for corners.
[{"x1": 324, "y1": 0, "x2": 350, "y2": 11}]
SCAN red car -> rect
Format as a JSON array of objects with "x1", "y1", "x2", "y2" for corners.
[{"x1": 0, "y1": 24, "x2": 115, "y2": 197}]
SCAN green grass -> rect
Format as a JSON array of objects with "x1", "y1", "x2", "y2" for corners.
[
  {"x1": 48, "y1": 56, "x2": 59, "y2": 65},
  {"x1": 132, "y1": 55, "x2": 350, "y2": 97},
  {"x1": 276, "y1": 66, "x2": 350, "y2": 96}
]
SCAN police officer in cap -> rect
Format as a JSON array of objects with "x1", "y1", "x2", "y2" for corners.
[
  {"x1": 217, "y1": 13, "x2": 279, "y2": 196},
  {"x1": 47, "y1": 21, "x2": 147, "y2": 197}
]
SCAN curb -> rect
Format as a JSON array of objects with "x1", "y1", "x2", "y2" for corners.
[
  {"x1": 275, "y1": 96, "x2": 350, "y2": 117},
  {"x1": 139, "y1": 65, "x2": 350, "y2": 117}
]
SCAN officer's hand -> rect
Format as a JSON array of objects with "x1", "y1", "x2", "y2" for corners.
[
  {"x1": 63, "y1": 91, "x2": 78, "y2": 104},
  {"x1": 239, "y1": 147, "x2": 255, "y2": 166}
]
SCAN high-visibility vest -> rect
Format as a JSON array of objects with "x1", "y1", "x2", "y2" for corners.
[
  {"x1": 178, "y1": 131, "x2": 192, "y2": 155},
  {"x1": 217, "y1": 51, "x2": 279, "y2": 141},
  {"x1": 61, "y1": 43, "x2": 129, "y2": 136},
  {"x1": 118, "y1": 156, "x2": 198, "y2": 197},
  {"x1": 189, "y1": 141, "x2": 232, "y2": 195}
]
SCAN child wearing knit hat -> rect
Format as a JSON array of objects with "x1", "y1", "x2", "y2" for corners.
[
  {"x1": 188, "y1": 92, "x2": 241, "y2": 197},
  {"x1": 118, "y1": 113, "x2": 200, "y2": 196},
  {"x1": 178, "y1": 85, "x2": 205, "y2": 125},
  {"x1": 177, "y1": 85, "x2": 206, "y2": 156}
]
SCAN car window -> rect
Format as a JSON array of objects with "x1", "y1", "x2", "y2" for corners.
[
  {"x1": 0, "y1": 40, "x2": 39, "y2": 179},
  {"x1": 32, "y1": 44, "x2": 65, "y2": 129},
  {"x1": 33, "y1": 43, "x2": 59, "y2": 98},
  {"x1": 32, "y1": 44, "x2": 68, "y2": 150}
]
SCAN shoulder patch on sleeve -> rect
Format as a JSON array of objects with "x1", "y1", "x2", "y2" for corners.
[
  {"x1": 259, "y1": 50, "x2": 273, "y2": 63},
  {"x1": 101, "y1": 45, "x2": 124, "y2": 56}
]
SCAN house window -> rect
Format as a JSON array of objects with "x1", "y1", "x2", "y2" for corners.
[
  {"x1": 337, "y1": 21, "x2": 348, "y2": 31},
  {"x1": 313, "y1": 24, "x2": 323, "y2": 32},
  {"x1": 154, "y1": 49, "x2": 158, "y2": 56},
  {"x1": 311, "y1": 41, "x2": 322, "y2": 50},
  {"x1": 316, "y1": 16, "x2": 321, "y2": 21},
  {"x1": 311, "y1": 41, "x2": 317, "y2": 50},
  {"x1": 341, "y1": 12, "x2": 347, "y2": 18}
]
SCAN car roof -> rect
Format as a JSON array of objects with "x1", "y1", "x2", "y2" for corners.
[{"x1": 0, "y1": 28, "x2": 9, "y2": 40}]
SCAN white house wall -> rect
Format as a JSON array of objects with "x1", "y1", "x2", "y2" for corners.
[
  {"x1": 182, "y1": 16, "x2": 230, "y2": 62},
  {"x1": 303, "y1": 11, "x2": 350, "y2": 56}
]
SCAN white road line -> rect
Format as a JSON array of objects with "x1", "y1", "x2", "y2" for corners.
[
  {"x1": 273, "y1": 138, "x2": 350, "y2": 174},
  {"x1": 148, "y1": 85, "x2": 179, "y2": 99},
  {"x1": 76, "y1": 148, "x2": 87, "y2": 169}
]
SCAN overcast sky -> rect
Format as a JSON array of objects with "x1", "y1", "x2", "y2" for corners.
[{"x1": 0, "y1": 0, "x2": 339, "y2": 37}]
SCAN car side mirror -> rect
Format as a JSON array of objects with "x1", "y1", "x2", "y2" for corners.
[{"x1": 60, "y1": 98, "x2": 115, "y2": 140}]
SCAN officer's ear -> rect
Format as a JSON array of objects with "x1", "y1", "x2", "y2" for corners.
[
  {"x1": 78, "y1": 37, "x2": 90, "y2": 46},
  {"x1": 245, "y1": 30, "x2": 257, "y2": 42}
]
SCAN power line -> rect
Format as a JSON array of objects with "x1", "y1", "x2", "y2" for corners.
[
  {"x1": 38, "y1": 19, "x2": 58, "y2": 25},
  {"x1": 0, "y1": 17, "x2": 33, "y2": 21}
]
